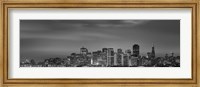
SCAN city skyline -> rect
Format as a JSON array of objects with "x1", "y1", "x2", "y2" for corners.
[
  {"x1": 20, "y1": 20, "x2": 180, "y2": 62},
  {"x1": 20, "y1": 44, "x2": 180, "y2": 67}
]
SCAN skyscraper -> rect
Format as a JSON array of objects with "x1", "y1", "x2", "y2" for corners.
[
  {"x1": 80, "y1": 46, "x2": 88, "y2": 55},
  {"x1": 92, "y1": 51, "x2": 98, "y2": 65},
  {"x1": 107, "y1": 48, "x2": 114, "y2": 66},
  {"x1": 125, "y1": 49, "x2": 132, "y2": 66},
  {"x1": 123, "y1": 54, "x2": 129, "y2": 66},
  {"x1": 102, "y1": 48, "x2": 108, "y2": 53},
  {"x1": 147, "y1": 52, "x2": 151, "y2": 58},
  {"x1": 125, "y1": 49, "x2": 131, "y2": 55},
  {"x1": 151, "y1": 44, "x2": 155, "y2": 58},
  {"x1": 165, "y1": 53, "x2": 169, "y2": 58},
  {"x1": 117, "y1": 53, "x2": 123, "y2": 66},
  {"x1": 114, "y1": 53, "x2": 117, "y2": 66},
  {"x1": 171, "y1": 52, "x2": 174, "y2": 57},
  {"x1": 117, "y1": 48, "x2": 123, "y2": 54},
  {"x1": 132, "y1": 44, "x2": 139, "y2": 57}
]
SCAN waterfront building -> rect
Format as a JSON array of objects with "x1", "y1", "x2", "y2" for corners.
[{"x1": 133, "y1": 44, "x2": 140, "y2": 57}]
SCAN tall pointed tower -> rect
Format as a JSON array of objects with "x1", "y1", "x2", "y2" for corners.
[{"x1": 151, "y1": 44, "x2": 155, "y2": 58}]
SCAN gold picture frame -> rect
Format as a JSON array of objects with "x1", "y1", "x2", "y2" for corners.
[{"x1": 0, "y1": 0, "x2": 199, "y2": 87}]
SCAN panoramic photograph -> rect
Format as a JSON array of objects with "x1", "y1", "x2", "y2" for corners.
[{"x1": 20, "y1": 20, "x2": 180, "y2": 67}]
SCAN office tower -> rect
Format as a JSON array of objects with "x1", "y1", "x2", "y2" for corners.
[
  {"x1": 117, "y1": 54, "x2": 122, "y2": 66},
  {"x1": 125, "y1": 49, "x2": 131, "y2": 66},
  {"x1": 102, "y1": 48, "x2": 108, "y2": 66},
  {"x1": 86, "y1": 52, "x2": 92, "y2": 65},
  {"x1": 165, "y1": 53, "x2": 169, "y2": 58},
  {"x1": 114, "y1": 53, "x2": 117, "y2": 66},
  {"x1": 102, "y1": 53, "x2": 108, "y2": 66},
  {"x1": 100, "y1": 52, "x2": 107, "y2": 66},
  {"x1": 92, "y1": 51, "x2": 98, "y2": 65},
  {"x1": 171, "y1": 52, "x2": 174, "y2": 57},
  {"x1": 117, "y1": 48, "x2": 123, "y2": 54},
  {"x1": 116, "y1": 49, "x2": 124, "y2": 66},
  {"x1": 147, "y1": 52, "x2": 151, "y2": 58},
  {"x1": 70, "y1": 53, "x2": 77, "y2": 65},
  {"x1": 107, "y1": 48, "x2": 114, "y2": 66},
  {"x1": 132, "y1": 44, "x2": 140, "y2": 57},
  {"x1": 151, "y1": 44, "x2": 155, "y2": 58},
  {"x1": 125, "y1": 49, "x2": 131, "y2": 55},
  {"x1": 130, "y1": 55, "x2": 138, "y2": 66},
  {"x1": 123, "y1": 54, "x2": 129, "y2": 66},
  {"x1": 102, "y1": 48, "x2": 108, "y2": 53},
  {"x1": 80, "y1": 46, "x2": 88, "y2": 55},
  {"x1": 121, "y1": 54, "x2": 124, "y2": 66}
]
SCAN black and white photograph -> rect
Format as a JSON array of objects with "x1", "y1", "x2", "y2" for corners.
[{"x1": 20, "y1": 20, "x2": 180, "y2": 67}]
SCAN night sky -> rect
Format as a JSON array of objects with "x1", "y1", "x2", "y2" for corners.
[{"x1": 20, "y1": 20, "x2": 180, "y2": 62}]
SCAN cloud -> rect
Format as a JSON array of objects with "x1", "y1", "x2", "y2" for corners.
[
  {"x1": 81, "y1": 32, "x2": 120, "y2": 39},
  {"x1": 93, "y1": 20, "x2": 150, "y2": 28},
  {"x1": 95, "y1": 24, "x2": 122, "y2": 27},
  {"x1": 21, "y1": 31, "x2": 120, "y2": 41},
  {"x1": 121, "y1": 20, "x2": 150, "y2": 25}
]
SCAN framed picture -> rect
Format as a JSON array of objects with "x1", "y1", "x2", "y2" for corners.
[{"x1": 0, "y1": 0, "x2": 199, "y2": 87}]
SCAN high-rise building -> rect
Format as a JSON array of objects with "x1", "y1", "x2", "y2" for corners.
[
  {"x1": 125, "y1": 49, "x2": 131, "y2": 55},
  {"x1": 123, "y1": 54, "x2": 129, "y2": 66},
  {"x1": 147, "y1": 52, "x2": 151, "y2": 58},
  {"x1": 86, "y1": 52, "x2": 92, "y2": 65},
  {"x1": 114, "y1": 53, "x2": 117, "y2": 66},
  {"x1": 80, "y1": 46, "x2": 88, "y2": 55},
  {"x1": 70, "y1": 53, "x2": 77, "y2": 65},
  {"x1": 125, "y1": 49, "x2": 132, "y2": 66},
  {"x1": 92, "y1": 51, "x2": 98, "y2": 65},
  {"x1": 99, "y1": 52, "x2": 107, "y2": 66},
  {"x1": 130, "y1": 55, "x2": 138, "y2": 66},
  {"x1": 102, "y1": 48, "x2": 108, "y2": 53},
  {"x1": 101, "y1": 48, "x2": 108, "y2": 66},
  {"x1": 116, "y1": 49, "x2": 124, "y2": 66},
  {"x1": 171, "y1": 52, "x2": 174, "y2": 57},
  {"x1": 121, "y1": 54, "x2": 124, "y2": 66},
  {"x1": 151, "y1": 44, "x2": 155, "y2": 58},
  {"x1": 117, "y1": 48, "x2": 123, "y2": 54},
  {"x1": 117, "y1": 53, "x2": 123, "y2": 66},
  {"x1": 132, "y1": 44, "x2": 140, "y2": 57},
  {"x1": 165, "y1": 53, "x2": 169, "y2": 58},
  {"x1": 107, "y1": 48, "x2": 114, "y2": 66}
]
